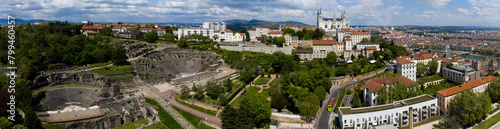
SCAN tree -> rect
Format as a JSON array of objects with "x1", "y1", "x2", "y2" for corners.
[
  {"x1": 163, "y1": 33, "x2": 176, "y2": 41},
  {"x1": 205, "y1": 81, "x2": 223, "y2": 99},
  {"x1": 240, "y1": 88, "x2": 271, "y2": 127},
  {"x1": 298, "y1": 94, "x2": 320, "y2": 119},
  {"x1": 23, "y1": 110, "x2": 42, "y2": 129},
  {"x1": 353, "y1": 45, "x2": 357, "y2": 50},
  {"x1": 0, "y1": 117, "x2": 14, "y2": 129},
  {"x1": 352, "y1": 90, "x2": 363, "y2": 108},
  {"x1": 417, "y1": 62, "x2": 426, "y2": 76},
  {"x1": 271, "y1": 95, "x2": 287, "y2": 112},
  {"x1": 219, "y1": 94, "x2": 228, "y2": 106},
  {"x1": 111, "y1": 45, "x2": 128, "y2": 65},
  {"x1": 180, "y1": 85, "x2": 190, "y2": 99},
  {"x1": 275, "y1": 36, "x2": 286, "y2": 47},
  {"x1": 192, "y1": 84, "x2": 198, "y2": 92},
  {"x1": 12, "y1": 125, "x2": 28, "y2": 129},
  {"x1": 449, "y1": 90, "x2": 492, "y2": 127},
  {"x1": 488, "y1": 79, "x2": 500, "y2": 103},
  {"x1": 377, "y1": 86, "x2": 388, "y2": 104},
  {"x1": 241, "y1": 66, "x2": 256, "y2": 84},
  {"x1": 495, "y1": 72, "x2": 500, "y2": 77},
  {"x1": 428, "y1": 60, "x2": 439, "y2": 75},
  {"x1": 224, "y1": 78, "x2": 233, "y2": 92},
  {"x1": 213, "y1": 34, "x2": 219, "y2": 41},
  {"x1": 221, "y1": 105, "x2": 254, "y2": 129},
  {"x1": 314, "y1": 86, "x2": 326, "y2": 103},
  {"x1": 432, "y1": 116, "x2": 461, "y2": 129},
  {"x1": 361, "y1": 38, "x2": 370, "y2": 43},
  {"x1": 325, "y1": 51, "x2": 338, "y2": 65}
]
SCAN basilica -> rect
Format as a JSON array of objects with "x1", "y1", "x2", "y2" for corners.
[{"x1": 317, "y1": 9, "x2": 350, "y2": 33}]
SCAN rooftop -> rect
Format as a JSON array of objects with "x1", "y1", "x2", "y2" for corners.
[
  {"x1": 362, "y1": 76, "x2": 419, "y2": 92},
  {"x1": 339, "y1": 95, "x2": 434, "y2": 115},
  {"x1": 450, "y1": 65, "x2": 475, "y2": 72},
  {"x1": 436, "y1": 76, "x2": 497, "y2": 97},
  {"x1": 313, "y1": 40, "x2": 337, "y2": 45},
  {"x1": 397, "y1": 57, "x2": 415, "y2": 64}
]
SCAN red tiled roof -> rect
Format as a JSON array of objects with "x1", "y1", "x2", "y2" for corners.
[
  {"x1": 413, "y1": 52, "x2": 433, "y2": 60},
  {"x1": 140, "y1": 28, "x2": 153, "y2": 30},
  {"x1": 397, "y1": 57, "x2": 414, "y2": 64},
  {"x1": 313, "y1": 40, "x2": 337, "y2": 45},
  {"x1": 363, "y1": 76, "x2": 419, "y2": 92},
  {"x1": 436, "y1": 76, "x2": 497, "y2": 97},
  {"x1": 269, "y1": 31, "x2": 282, "y2": 34},
  {"x1": 155, "y1": 29, "x2": 166, "y2": 31},
  {"x1": 233, "y1": 33, "x2": 245, "y2": 36},
  {"x1": 366, "y1": 46, "x2": 377, "y2": 50},
  {"x1": 346, "y1": 38, "x2": 352, "y2": 41}
]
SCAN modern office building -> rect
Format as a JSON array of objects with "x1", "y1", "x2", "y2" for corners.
[{"x1": 338, "y1": 95, "x2": 439, "y2": 129}]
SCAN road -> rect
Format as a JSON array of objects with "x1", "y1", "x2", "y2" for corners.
[
  {"x1": 316, "y1": 69, "x2": 388, "y2": 129},
  {"x1": 316, "y1": 81, "x2": 355, "y2": 129}
]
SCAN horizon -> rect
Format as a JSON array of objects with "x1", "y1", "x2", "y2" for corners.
[{"x1": 2, "y1": 0, "x2": 500, "y2": 28}]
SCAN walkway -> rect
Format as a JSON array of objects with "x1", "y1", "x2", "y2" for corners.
[
  {"x1": 153, "y1": 88, "x2": 223, "y2": 126},
  {"x1": 139, "y1": 86, "x2": 192, "y2": 129},
  {"x1": 228, "y1": 74, "x2": 276, "y2": 104}
]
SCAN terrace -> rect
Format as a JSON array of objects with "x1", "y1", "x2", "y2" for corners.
[{"x1": 339, "y1": 95, "x2": 434, "y2": 115}]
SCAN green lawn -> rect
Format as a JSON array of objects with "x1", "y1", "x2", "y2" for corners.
[
  {"x1": 334, "y1": 87, "x2": 346, "y2": 114},
  {"x1": 176, "y1": 99, "x2": 217, "y2": 116},
  {"x1": 92, "y1": 65, "x2": 134, "y2": 75},
  {"x1": 110, "y1": 75, "x2": 134, "y2": 80},
  {"x1": 474, "y1": 110, "x2": 500, "y2": 129},
  {"x1": 298, "y1": 65, "x2": 309, "y2": 74},
  {"x1": 42, "y1": 124, "x2": 65, "y2": 129},
  {"x1": 231, "y1": 81, "x2": 243, "y2": 92},
  {"x1": 203, "y1": 97, "x2": 220, "y2": 105},
  {"x1": 417, "y1": 75, "x2": 444, "y2": 85},
  {"x1": 33, "y1": 84, "x2": 101, "y2": 95},
  {"x1": 254, "y1": 77, "x2": 271, "y2": 85},
  {"x1": 422, "y1": 83, "x2": 455, "y2": 96},
  {"x1": 172, "y1": 106, "x2": 216, "y2": 129},
  {"x1": 144, "y1": 123, "x2": 169, "y2": 129},
  {"x1": 115, "y1": 119, "x2": 149, "y2": 129},
  {"x1": 145, "y1": 98, "x2": 183, "y2": 129},
  {"x1": 268, "y1": 77, "x2": 280, "y2": 87},
  {"x1": 231, "y1": 87, "x2": 262, "y2": 107}
]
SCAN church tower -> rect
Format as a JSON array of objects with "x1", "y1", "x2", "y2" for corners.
[
  {"x1": 341, "y1": 9, "x2": 346, "y2": 20},
  {"x1": 317, "y1": 9, "x2": 322, "y2": 28}
]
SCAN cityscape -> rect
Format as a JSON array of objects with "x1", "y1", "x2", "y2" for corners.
[{"x1": 1, "y1": 0, "x2": 500, "y2": 129}]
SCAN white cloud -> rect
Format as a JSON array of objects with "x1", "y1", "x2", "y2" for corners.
[{"x1": 423, "y1": 0, "x2": 453, "y2": 8}]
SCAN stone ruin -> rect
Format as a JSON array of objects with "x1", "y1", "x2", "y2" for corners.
[
  {"x1": 32, "y1": 73, "x2": 159, "y2": 129},
  {"x1": 122, "y1": 43, "x2": 157, "y2": 59},
  {"x1": 132, "y1": 47, "x2": 223, "y2": 84}
]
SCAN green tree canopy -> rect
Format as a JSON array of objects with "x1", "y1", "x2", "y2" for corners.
[
  {"x1": 314, "y1": 86, "x2": 326, "y2": 103},
  {"x1": 432, "y1": 116, "x2": 461, "y2": 129},
  {"x1": 162, "y1": 33, "x2": 176, "y2": 41},
  {"x1": 240, "y1": 87, "x2": 271, "y2": 127},
  {"x1": 180, "y1": 85, "x2": 190, "y2": 99},
  {"x1": 417, "y1": 62, "x2": 426, "y2": 76},
  {"x1": 221, "y1": 105, "x2": 254, "y2": 129},
  {"x1": 449, "y1": 90, "x2": 492, "y2": 127},
  {"x1": 298, "y1": 93, "x2": 320, "y2": 118},
  {"x1": 0, "y1": 117, "x2": 14, "y2": 129},
  {"x1": 325, "y1": 51, "x2": 338, "y2": 65},
  {"x1": 428, "y1": 60, "x2": 439, "y2": 75},
  {"x1": 488, "y1": 79, "x2": 500, "y2": 103},
  {"x1": 271, "y1": 94, "x2": 287, "y2": 112}
]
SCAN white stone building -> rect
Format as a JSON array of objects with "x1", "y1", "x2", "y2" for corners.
[
  {"x1": 396, "y1": 57, "x2": 417, "y2": 81},
  {"x1": 317, "y1": 9, "x2": 350, "y2": 33},
  {"x1": 442, "y1": 65, "x2": 480, "y2": 84},
  {"x1": 436, "y1": 76, "x2": 496, "y2": 115},
  {"x1": 203, "y1": 22, "x2": 226, "y2": 30},
  {"x1": 362, "y1": 76, "x2": 420, "y2": 106},
  {"x1": 177, "y1": 27, "x2": 214, "y2": 40},
  {"x1": 338, "y1": 95, "x2": 438, "y2": 129},
  {"x1": 357, "y1": 43, "x2": 380, "y2": 51}
]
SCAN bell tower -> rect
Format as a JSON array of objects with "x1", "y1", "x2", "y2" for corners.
[{"x1": 317, "y1": 8, "x2": 322, "y2": 29}]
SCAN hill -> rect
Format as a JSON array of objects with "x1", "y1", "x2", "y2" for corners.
[{"x1": 224, "y1": 19, "x2": 309, "y2": 30}]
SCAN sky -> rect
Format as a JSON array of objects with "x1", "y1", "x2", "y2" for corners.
[{"x1": 1, "y1": 0, "x2": 500, "y2": 27}]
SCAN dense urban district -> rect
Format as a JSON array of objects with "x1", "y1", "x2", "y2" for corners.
[{"x1": 1, "y1": 9, "x2": 500, "y2": 129}]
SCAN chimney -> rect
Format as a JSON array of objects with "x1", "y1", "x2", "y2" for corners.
[{"x1": 459, "y1": 84, "x2": 462, "y2": 87}]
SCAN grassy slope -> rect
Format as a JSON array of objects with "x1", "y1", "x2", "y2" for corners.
[{"x1": 144, "y1": 98, "x2": 183, "y2": 129}]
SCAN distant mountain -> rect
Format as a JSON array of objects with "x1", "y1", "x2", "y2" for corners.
[
  {"x1": 223, "y1": 19, "x2": 309, "y2": 30},
  {"x1": 0, "y1": 19, "x2": 77, "y2": 25}
]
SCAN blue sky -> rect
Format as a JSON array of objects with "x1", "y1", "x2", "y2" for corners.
[{"x1": 2, "y1": 0, "x2": 500, "y2": 27}]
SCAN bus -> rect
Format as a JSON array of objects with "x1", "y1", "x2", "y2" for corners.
[{"x1": 327, "y1": 98, "x2": 335, "y2": 112}]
